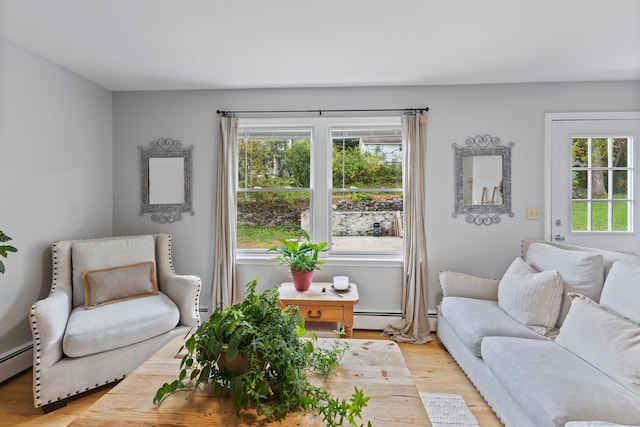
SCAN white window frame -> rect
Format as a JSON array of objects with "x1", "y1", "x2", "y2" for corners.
[{"x1": 236, "y1": 115, "x2": 403, "y2": 261}]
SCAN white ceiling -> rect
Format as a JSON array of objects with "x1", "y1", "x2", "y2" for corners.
[{"x1": 1, "y1": 0, "x2": 639, "y2": 91}]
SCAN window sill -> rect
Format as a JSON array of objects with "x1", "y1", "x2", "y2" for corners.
[{"x1": 236, "y1": 251, "x2": 402, "y2": 267}]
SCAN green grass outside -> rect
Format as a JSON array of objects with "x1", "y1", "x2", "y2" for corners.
[
  {"x1": 237, "y1": 224, "x2": 299, "y2": 249},
  {"x1": 572, "y1": 196, "x2": 629, "y2": 231}
]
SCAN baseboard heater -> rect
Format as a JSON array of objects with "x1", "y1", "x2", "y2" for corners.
[
  {"x1": 0, "y1": 342, "x2": 33, "y2": 383},
  {"x1": 355, "y1": 311, "x2": 438, "y2": 331}
]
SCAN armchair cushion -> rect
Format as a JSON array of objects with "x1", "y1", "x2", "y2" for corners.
[
  {"x1": 82, "y1": 261, "x2": 158, "y2": 309},
  {"x1": 63, "y1": 292, "x2": 179, "y2": 357},
  {"x1": 71, "y1": 235, "x2": 156, "y2": 307}
]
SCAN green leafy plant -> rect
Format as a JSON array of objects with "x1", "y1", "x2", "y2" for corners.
[
  {"x1": 267, "y1": 229, "x2": 327, "y2": 272},
  {"x1": 0, "y1": 230, "x2": 18, "y2": 274},
  {"x1": 154, "y1": 279, "x2": 370, "y2": 426}
]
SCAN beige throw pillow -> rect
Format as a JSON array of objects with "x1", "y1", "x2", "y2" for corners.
[
  {"x1": 556, "y1": 293, "x2": 640, "y2": 397},
  {"x1": 82, "y1": 261, "x2": 158, "y2": 309},
  {"x1": 498, "y1": 257, "x2": 563, "y2": 335}
]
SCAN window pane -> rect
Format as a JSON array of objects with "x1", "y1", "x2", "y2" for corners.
[
  {"x1": 612, "y1": 138, "x2": 629, "y2": 167},
  {"x1": 572, "y1": 201, "x2": 588, "y2": 231},
  {"x1": 237, "y1": 191, "x2": 310, "y2": 249},
  {"x1": 591, "y1": 170, "x2": 608, "y2": 199},
  {"x1": 330, "y1": 126, "x2": 403, "y2": 251},
  {"x1": 591, "y1": 138, "x2": 608, "y2": 167},
  {"x1": 612, "y1": 169, "x2": 629, "y2": 198},
  {"x1": 590, "y1": 201, "x2": 609, "y2": 231},
  {"x1": 332, "y1": 130, "x2": 402, "y2": 188},
  {"x1": 331, "y1": 191, "x2": 403, "y2": 251},
  {"x1": 572, "y1": 170, "x2": 587, "y2": 200},
  {"x1": 612, "y1": 201, "x2": 630, "y2": 231},
  {"x1": 238, "y1": 134, "x2": 311, "y2": 189},
  {"x1": 572, "y1": 138, "x2": 588, "y2": 167}
]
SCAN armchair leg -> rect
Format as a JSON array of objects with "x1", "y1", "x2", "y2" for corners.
[{"x1": 41, "y1": 399, "x2": 68, "y2": 413}]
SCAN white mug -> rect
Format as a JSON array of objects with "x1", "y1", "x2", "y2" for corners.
[{"x1": 333, "y1": 276, "x2": 349, "y2": 290}]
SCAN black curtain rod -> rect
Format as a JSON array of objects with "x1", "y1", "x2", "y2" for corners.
[{"x1": 216, "y1": 107, "x2": 429, "y2": 117}]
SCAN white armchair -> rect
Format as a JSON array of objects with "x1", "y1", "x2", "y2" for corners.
[{"x1": 29, "y1": 233, "x2": 201, "y2": 412}]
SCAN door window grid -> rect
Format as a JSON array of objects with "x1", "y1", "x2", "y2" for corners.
[{"x1": 571, "y1": 136, "x2": 633, "y2": 233}]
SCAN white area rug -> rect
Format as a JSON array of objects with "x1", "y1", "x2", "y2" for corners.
[{"x1": 420, "y1": 392, "x2": 480, "y2": 427}]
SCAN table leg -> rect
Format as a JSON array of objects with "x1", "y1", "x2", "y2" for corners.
[{"x1": 344, "y1": 305, "x2": 354, "y2": 338}]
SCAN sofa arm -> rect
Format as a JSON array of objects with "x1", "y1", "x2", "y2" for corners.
[
  {"x1": 438, "y1": 271, "x2": 500, "y2": 301},
  {"x1": 161, "y1": 274, "x2": 201, "y2": 327},
  {"x1": 29, "y1": 290, "x2": 71, "y2": 370}
]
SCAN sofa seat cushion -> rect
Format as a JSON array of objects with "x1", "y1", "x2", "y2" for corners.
[
  {"x1": 482, "y1": 337, "x2": 640, "y2": 427},
  {"x1": 63, "y1": 292, "x2": 179, "y2": 357},
  {"x1": 440, "y1": 297, "x2": 546, "y2": 357}
]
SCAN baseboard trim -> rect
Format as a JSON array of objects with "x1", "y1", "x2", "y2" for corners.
[{"x1": 0, "y1": 342, "x2": 33, "y2": 383}]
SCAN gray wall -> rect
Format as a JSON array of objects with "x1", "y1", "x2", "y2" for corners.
[
  {"x1": 0, "y1": 38, "x2": 113, "y2": 381},
  {"x1": 112, "y1": 82, "x2": 640, "y2": 314}
]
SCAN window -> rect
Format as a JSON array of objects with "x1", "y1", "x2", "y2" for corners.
[
  {"x1": 236, "y1": 117, "x2": 404, "y2": 255},
  {"x1": 571, "y1": 136, "x2": 633, "y2": 232},
  {"x1": 236, "y1": 126, "x2": 312, "y2": 249},
  {"x1": 330, "y1": 126, "x2": 403, "y2": 251}
]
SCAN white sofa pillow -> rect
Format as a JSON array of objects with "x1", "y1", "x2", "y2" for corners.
[
  {"x1": 525, "y1": 242, "x2": 604, "y2": 326},
  {"x1": 498, "y1": 257, "x2": 563, "y2": 335},
  {"x1": 600, "y1": 260, "x2": 640, "y2": 323},
  {"x1": 556, "y1": 293, "x2": 640, "y2": 397}
]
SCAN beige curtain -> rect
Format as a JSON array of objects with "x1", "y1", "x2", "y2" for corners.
[
  {"x1": 209, "y1": 115, "x2": 239, "y2": 312},
  {"x1": 383, "y1": 112, "x2": 432, "y2": 344}
]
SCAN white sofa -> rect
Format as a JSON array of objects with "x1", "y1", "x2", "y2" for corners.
[
  {"x1": 29, "y1": 234, "x2": 201, "y2": 411},
  {"x1": 437, "y1": 240, "x2": 640, "y2": 427}
]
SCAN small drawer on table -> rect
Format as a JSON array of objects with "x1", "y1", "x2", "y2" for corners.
[{"x1": 298, "y1": 305, "x2": 344, "y2": 322}]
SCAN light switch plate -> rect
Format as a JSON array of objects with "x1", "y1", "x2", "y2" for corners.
[{"x1": 526, "y1": 206, "x2": 541, "y2": 220}]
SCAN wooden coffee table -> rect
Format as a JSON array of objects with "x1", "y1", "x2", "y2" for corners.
[
  {"x1": 69, "y1": 335, "x2": 429, "y2": 426},
  {"x1": 278, "y1": 282, "x2": 359, "y2": 338}
]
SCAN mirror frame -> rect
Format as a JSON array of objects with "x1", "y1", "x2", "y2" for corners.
[
  {"x1": 453, "y1": 135, "x2": 514, "y2": 225},
  {"x1": 139, "y1": 138, "x2": 193, "y2": 223}
]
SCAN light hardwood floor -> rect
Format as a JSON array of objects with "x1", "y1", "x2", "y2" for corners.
[{"x1": 0, "y1": 331, "x2": 503, "y2": 427}]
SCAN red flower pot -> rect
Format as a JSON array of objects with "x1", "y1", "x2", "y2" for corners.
[{"x1": 291, "y1": 270, "x2": 313, "y2": 291}]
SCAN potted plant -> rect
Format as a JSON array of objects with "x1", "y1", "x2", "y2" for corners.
[
  {"x1": 0, "y1": 230, "x2": 18, "y2": 274},
  {"x1": 154, "y1": 279, "x2": 370, "y2": 426},
  {"x1": 268, "y1": 229, "x2": 327, "y2": 291}
]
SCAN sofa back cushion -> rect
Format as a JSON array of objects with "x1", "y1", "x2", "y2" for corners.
[
  {"x1": 524, "y1": 242, "x2": 604, "y2": 326},
  {"x1": 600, "y1": 260, "x2": 640, "y2": 323},
  {"x1": 522, "y1": 239, "x2": 636, "y2": 277},
  {"x1": 498, "y1": 257, "x2": 563, "y2": 335},
  {"x1": 71, "y1": 235, "x2": 156, "y2": 307},
  {"x1": 556, "y1": 293, "x2": 640, "y2": 397}
]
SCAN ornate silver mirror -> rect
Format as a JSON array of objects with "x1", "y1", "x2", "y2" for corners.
[
  {"x1": 139, "y1": 138, "x2": 193, "y2": 223},
  {"x1": 453, "y1": 135, "x2": 514, "y2": 225}
]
